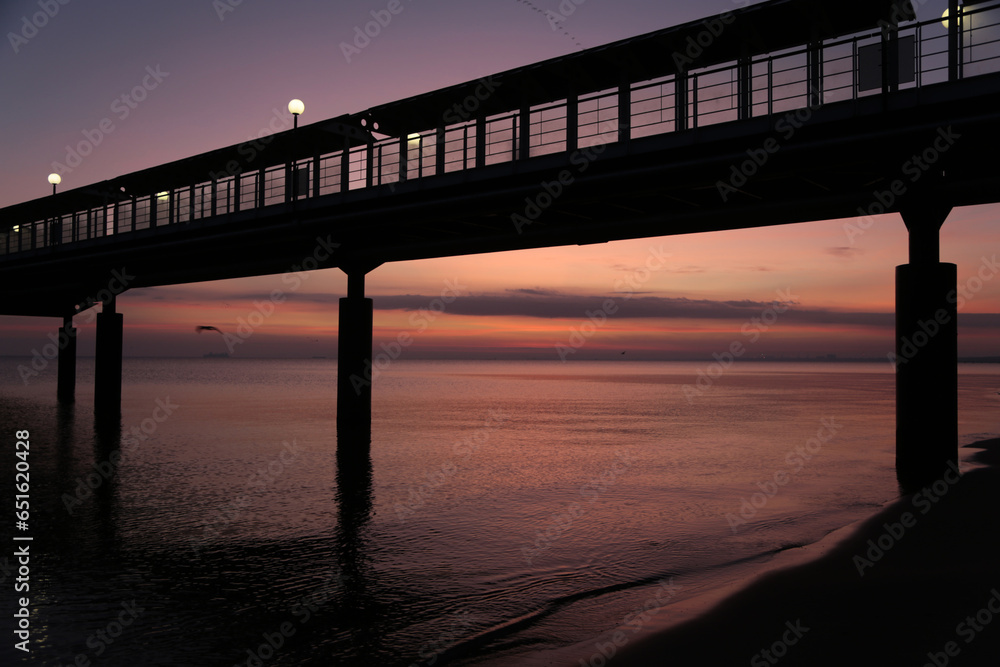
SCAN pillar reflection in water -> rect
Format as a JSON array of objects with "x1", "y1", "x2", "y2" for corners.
[
  {"x1": 91, "y1": 413, "x2": 123, "y2": 550},
  {"x1": 333, "y1": 431, "x2": 377, "y2": 651}
]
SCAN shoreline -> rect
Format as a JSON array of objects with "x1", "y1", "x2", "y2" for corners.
[
  {"x1": 535, "y1": 506, "x2": 876, "y2": 667},
  {"x1": 550, "y1": 438, "x2": 1000, "y2": 666}
]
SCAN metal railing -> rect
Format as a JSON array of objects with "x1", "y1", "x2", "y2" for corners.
[{"x1": 3, "y1": 3, "x2": 999, "y2": 258}]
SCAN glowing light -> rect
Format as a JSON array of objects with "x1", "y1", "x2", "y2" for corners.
[
  {"x1": 156, "y1": 191, "x2": 169, "y2": 202},
  {"x1": 288, "y1": 99, "x2": 305, "y2": 116},
  {"x1": 941, "y1": 6, "x2": 962, "y2": 29},
  {"x1": 47, "y1": 173, "x2": 61, "y2": 185}
]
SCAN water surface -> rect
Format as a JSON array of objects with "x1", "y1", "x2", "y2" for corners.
[{"x1": 1, "y1": 359, "x2": 997, "y2": 666}]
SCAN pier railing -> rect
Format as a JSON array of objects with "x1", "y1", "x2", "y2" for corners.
[{"x1": 3, "y1": 3, "x2": 999, "y2": 258}]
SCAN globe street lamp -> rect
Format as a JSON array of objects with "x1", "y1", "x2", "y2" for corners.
[
  {"x1": 48, "y1": 172, "x2": 61, "y2": 195},
  {"x1": 942, "y1": 6, "x2": 962, "y2": 29},
  {"x1": 288, "y1": 99, "x2": 305, "y2": 129}
]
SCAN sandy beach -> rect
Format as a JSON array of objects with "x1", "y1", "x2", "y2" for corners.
[{"x1": 563, "y1": 438, "x2": 1000, "y2": 667}]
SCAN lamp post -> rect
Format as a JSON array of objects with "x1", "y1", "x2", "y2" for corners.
[
  {"x1": 288, "y1": 99, "x2": 305, "y2": 129},
  {"x1": 47, "y1": 173, "x2": 62, "y2": 245},
  {"x1": 287, "y1": 99, "x2": 306, "y2": 200}
]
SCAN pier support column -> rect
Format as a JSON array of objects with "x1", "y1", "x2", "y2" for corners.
[
  {"x1": 896, "y1": 205, "x2": 957, "y2": 491},
  {"x1": 95, "y1": 295, "x2": 123, "y2": 423},
  {"x1": 337, "y1": 265, "x2": 378, "y2": 442},
  {"x1": 57, "y1": 314, "x2": 76, "y2": 403}
]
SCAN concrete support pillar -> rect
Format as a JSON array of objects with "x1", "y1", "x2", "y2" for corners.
[
  {"x1": 337, "y1": 266, "x2": 376, "y2": 442},
  {"x1": 896, "y1": 206, "x2": 957, "y2": 491},
  {"x1": 95, "y1": 295, "x2": 123, "y2": 422},
  {"x1": 56, "y1": 314, "x2": 76, "y2": 403}
]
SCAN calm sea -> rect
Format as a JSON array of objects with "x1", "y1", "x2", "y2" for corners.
[{"x1": 0, "y1": 359, "x2": 997, "y2": 666}]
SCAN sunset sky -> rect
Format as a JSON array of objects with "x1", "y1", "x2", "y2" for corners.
[{"x1": 1, "y1": 0, "x2": 998, "y2": 360}]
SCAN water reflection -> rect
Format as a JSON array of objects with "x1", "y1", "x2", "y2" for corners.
[
  {"x1": 54, "y1": 400, "x2": 75, "y2": 499},
  {"x1": 332, "y1": 433, "x2": 378, "y2": 659},
  {"x1": 93, "y1": 400, "x2": 121, "y2": 434},
  {"x1": 91, "y1": 414, "x2": 122, "y2": 550}
]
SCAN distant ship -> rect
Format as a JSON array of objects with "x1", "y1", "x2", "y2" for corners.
[{"x1": 203, "y1": 352, "x2": 230, "y2": 358}]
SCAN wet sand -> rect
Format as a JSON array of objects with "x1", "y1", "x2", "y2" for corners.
[{"x1": 590, "y1": 438, "x2": 1000, "y2": 666}]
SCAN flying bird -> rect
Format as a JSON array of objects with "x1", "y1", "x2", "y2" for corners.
[{"x1": 196, "y1": 326, "x2": 224, "y2": 334}]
